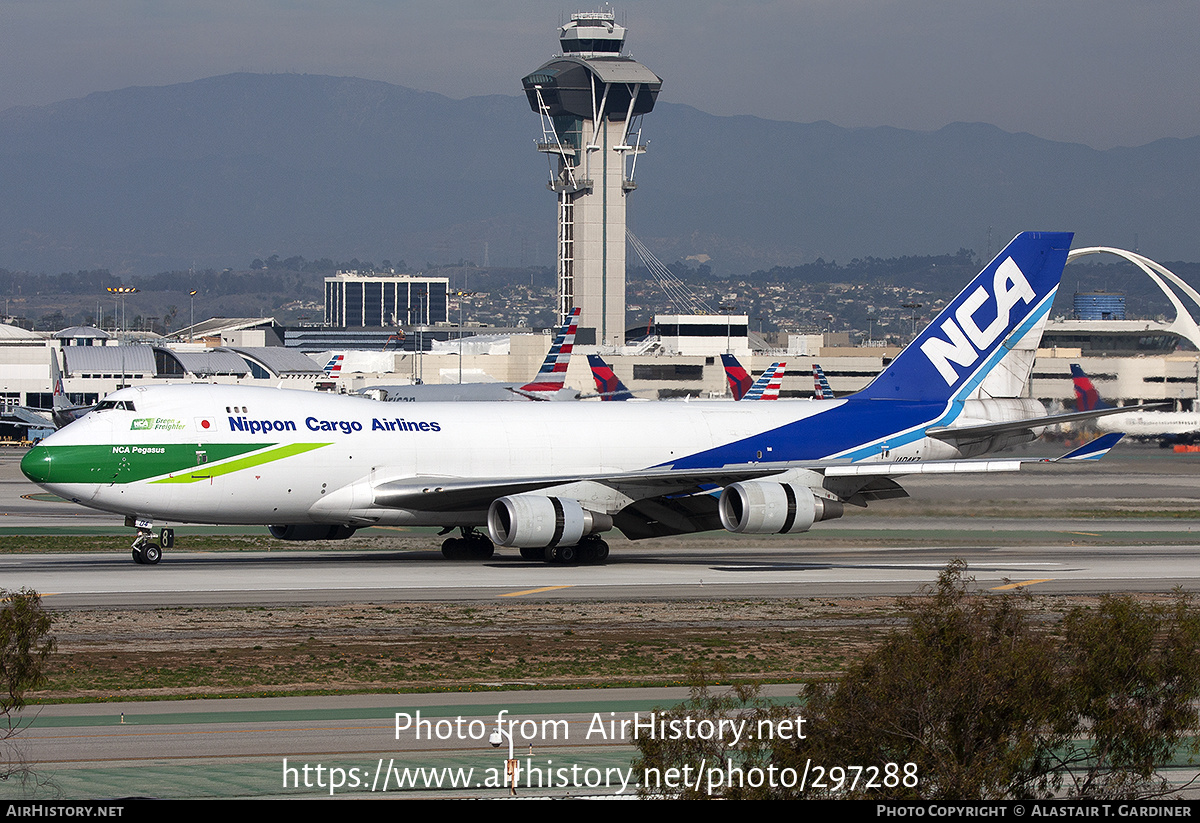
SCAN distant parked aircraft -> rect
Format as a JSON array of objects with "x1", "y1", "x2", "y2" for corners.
[
  {"x1": 720, "y1": 354, "x2": 786, "y2": 401},
  {"x1": 366, "y1": 308, "x2": 582, "y2": 402},
  {"x1": 1071, "y1": 364, "x2": 1195, "y2": 445}
]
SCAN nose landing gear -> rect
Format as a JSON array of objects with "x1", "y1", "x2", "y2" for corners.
[{"x1": 128, "y1": 518, "x2": 173, "y2": 565}]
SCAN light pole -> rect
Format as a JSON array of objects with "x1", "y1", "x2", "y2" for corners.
[
  {"x1": 189, "y1": 290, "x2": 198, "y2": 342},
  {"x1": 408, "y1": 295, "x2": 427, "y2": 385},
  {"x1": 902, "y1": 303, "x2": 923, "y2": 341},
  {"x1": 720, "y1": 303, "x2": 737, "y2": 354},
  {"x1": 489, "y1": 712, "x2": 517, "y2": 796},
  {"x1": 106, "y1": 286, "x2": 139, "y2": 336},
  {"x1": 106, "y1": 286, "x2": 138, "y2": 390},
  {"x1": 456, "y1": 290, "x2": 481, "y2": 384}
]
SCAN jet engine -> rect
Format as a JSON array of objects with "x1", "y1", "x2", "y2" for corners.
[
  {"x1": 268, "y1": 525, "x2": 358, "y2": 541},
  {"x1": 718, "y1": 481, "x2": 843, "y2": 534},
  {"x1": 487, "y1": 495, "x2": 613, "y2": 548}
]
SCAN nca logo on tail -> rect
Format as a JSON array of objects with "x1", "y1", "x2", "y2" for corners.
[{"x1": 919, "y1": 257, "x2": 1036, "y2": 386}]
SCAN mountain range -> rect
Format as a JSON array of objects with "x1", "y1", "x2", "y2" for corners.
[{"x1": 1, "y1": 72, "x2": 1196, "y2": 275}]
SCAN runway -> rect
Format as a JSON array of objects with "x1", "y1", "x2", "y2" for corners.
[{"x1": 4, "y1": 541, "x2": 1200, "y2": 608}]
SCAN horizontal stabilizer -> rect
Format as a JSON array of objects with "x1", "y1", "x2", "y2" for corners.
[{"x1": 1054, "y1": 432, "x2": 1124, "y2": 461}]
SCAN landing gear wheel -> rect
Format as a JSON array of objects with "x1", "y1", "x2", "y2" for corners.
[
  {"x1": 131, "y1": 527, "x2": 160, "y2": 565},
  {"x1": 442, "y1": 530, "x2": 495, "y2": 561},
  {"x1": 556, "y1": 544, "x2": 578, "y2": 565},
  {"x1": 575, "y1": 536, "x2": 609, "y2": 564},
  {"x1": 587, "y1": 539, "x2": 609, "y2": 564},
  {"x1": 520, "y1": 546, "x2": 542, "y2": 561}
]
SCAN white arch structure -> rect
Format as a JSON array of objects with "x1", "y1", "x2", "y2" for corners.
[{"x1": 1065, "y1": 247, "x2": 1200, "y2": 352}]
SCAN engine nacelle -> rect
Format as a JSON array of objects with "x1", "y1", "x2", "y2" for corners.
[
  {"x1": 718, "y1": 481, "x2": 844, "y2": 534},
  {"x1": 268, "y1": 524, "x2": 358, "y2": 541},
  {"x1": 487, "y1": 495, "x2": 613, "y2": 548}
]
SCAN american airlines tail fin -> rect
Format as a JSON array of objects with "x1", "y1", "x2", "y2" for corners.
[
  {"x1": 1070, "y1": 364, "x2": 1112, "y2": 411},
  {"x1": 855, "y1": 231, "x2": 1073, "y2": 403},
  {"x1": 519, "y1": 307, "x2": 580, "y2": 394},
  {"x1": 51, "y1": 351, "x2": 67, "y2": 409},
  {"x1": 744, "y1": 362, "x2": 786, "y2": 401},
  {"x1": 720, "y1": 354, "x2": 753, "y2": 400},
  {"x1": 322, "y1": 354, "x2": 345, "y2": 379},
  {"x1": 813, "y1": 364, "x2": 833, "y2": 399},
  {"x1": 587, "y1": 355, "x2": 634, "y2": 401}
]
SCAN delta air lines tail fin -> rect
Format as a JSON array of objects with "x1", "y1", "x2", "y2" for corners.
[
  {"x1": 721, "y1": 354, "x2": 752, "y2": 401},
  {"x1": 855, "y1": 231, "x2": 1072, "y2": 403},
  {"x1": 587, "y1": 355, "x2": 634, "y2": 401},
  {"x1": 1070, "y1": 364, "x2": 1112, "y2": 411}
]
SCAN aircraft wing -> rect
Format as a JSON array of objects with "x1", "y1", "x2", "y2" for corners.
[
  {"x1": 371, "y1": 464, "x2": 802, "y2": 513},
  {"x1": 370, "y1": 435, "x2": 1123, "y2": 534},
  {"x1": 505, "y1": 386, "x2": 581, "y2": 401},
  {"x1": 1, "y1": 407, "x2": 55, "y2": 428}
]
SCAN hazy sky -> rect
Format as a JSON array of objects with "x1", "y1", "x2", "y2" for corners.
[{"x1": 5, "y1": 0, "x2": 1198, "y2": 149}]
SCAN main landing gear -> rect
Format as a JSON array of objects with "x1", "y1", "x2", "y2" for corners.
[
  {"x1": 522, "y1": 535, "x2": 609, "y2": 565},
  {"x1": 440, "y1": 527, "x2": 495, "y2": 561},
  {"x1": 129, "y1": 519, "x2": 173, "y2": 565}
]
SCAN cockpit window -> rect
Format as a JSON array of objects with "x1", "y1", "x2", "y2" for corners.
[{"x1": 94, "y1": 400, "x2": 137, "y2": 412}]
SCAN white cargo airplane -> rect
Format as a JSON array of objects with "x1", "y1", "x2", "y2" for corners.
[{"x1": 22, "y1": 232, "x2": 1126, "y2": 565}]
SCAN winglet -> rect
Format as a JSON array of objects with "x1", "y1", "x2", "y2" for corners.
[{"x1": 1052, "y1": 432, "x2": 1125, "y2": 461}]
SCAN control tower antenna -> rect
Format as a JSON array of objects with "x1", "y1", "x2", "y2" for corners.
[{"x1": 522, "y1": 10, "x2": 662, "y2": 346}]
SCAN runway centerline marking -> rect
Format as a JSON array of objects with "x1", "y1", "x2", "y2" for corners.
[
  {"x1": 990, "y1": 579, "x2": 1054, "y2": 590},
  {"x1": 499, "y1": 586, "x2": 574, "y2": 597}
]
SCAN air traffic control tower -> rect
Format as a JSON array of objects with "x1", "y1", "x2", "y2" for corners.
[{"x1": 522, "y1": 12, "x2": 661, "y2": 346}]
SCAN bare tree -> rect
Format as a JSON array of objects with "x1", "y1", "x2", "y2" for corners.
[{"x1": 1, "y1": 588, "x2": 57, "y2": 793}]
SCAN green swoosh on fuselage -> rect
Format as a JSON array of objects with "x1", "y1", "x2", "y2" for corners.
[
  {"x1": 24, "y1": 442, "x2": 331, "y2": 485},
  {"x1": 150, "y1": 442, "x2": 331, "y2": 484}
]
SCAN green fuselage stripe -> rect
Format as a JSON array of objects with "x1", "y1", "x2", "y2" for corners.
[{"x1": 28, "y1": 442, "x2": 330, "y2": 485}]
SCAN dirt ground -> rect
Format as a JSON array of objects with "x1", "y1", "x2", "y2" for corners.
[{"x1": 35, "y1": 591, "x2": 1107, "y2": 702}]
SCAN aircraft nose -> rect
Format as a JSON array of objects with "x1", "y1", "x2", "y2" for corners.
[{"x1": 21, "y1": 445, "x2": 52, "y2": 485}]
